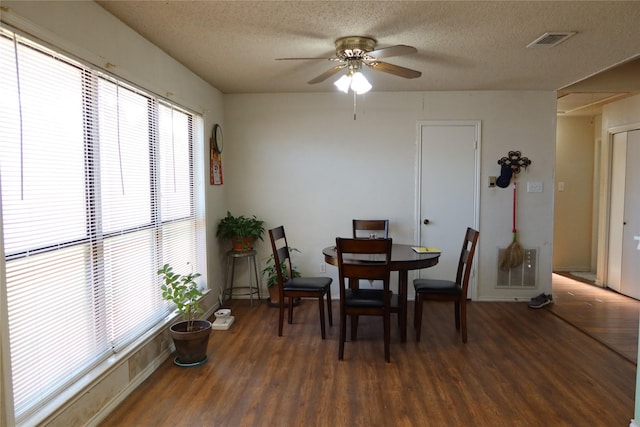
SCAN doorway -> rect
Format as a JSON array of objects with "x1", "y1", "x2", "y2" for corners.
[
  {"x1": 554, "y1": 120, "x2": 640, "y2": 300},
  {"x1": 553, "y1": 116, "x2": 599, "y2": 280}
]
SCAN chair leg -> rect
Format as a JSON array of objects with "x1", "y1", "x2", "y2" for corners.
[
  {"x1": 460, "y1": 300, "x2": 468, "y2": 343},
  {"x1": 454, "y1": 301, "x2": 460, "y2": 330},
  {"x1": 326, "y1": 289, "x2": 333, "y2": 326},
  {"x1": 384, "y1": 311, "x2": 391, "y2": 363},
  {"x1": 288, "y1": 297, "x2": 294, "y2": 324},
  {"x1": 414, "y1": 294, "x2": 423, "y2": 342},
  {"x1": 351, "y1": 315, "x2": 359, "y2": 341},
  {"x1": 318, "y1": 296, "x2": 326, "y2": 339},
  {"x1": 278, "y1": 297, "x2": 285, "y2": 336},
  {"x1": 339, "y1": 310, "x2": 347, "y2": 360}
]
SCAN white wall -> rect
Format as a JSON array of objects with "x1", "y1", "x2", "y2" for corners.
[
  {"x1": 1, "y1": 2, "x2": 225, "y2": 426},
  {"x1": 224, "y1": 91, "x2": 557, "y2": 302}
]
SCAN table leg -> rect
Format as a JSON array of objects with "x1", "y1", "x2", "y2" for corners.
[{"x1": 398, "y1": 270, "x2": 408, "y2": 342}]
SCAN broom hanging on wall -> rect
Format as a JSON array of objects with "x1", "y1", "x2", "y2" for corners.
[
  {"x1": 496, "y1": 151, "x2": 530, "y2": 271},
  {"x1": 499, "y1": 179, "x2": 524, "y2": 270}
]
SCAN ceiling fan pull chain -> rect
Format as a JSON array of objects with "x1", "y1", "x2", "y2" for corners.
[{"x1": 353, "y1": 91, "x2": 357, "y2": 120}]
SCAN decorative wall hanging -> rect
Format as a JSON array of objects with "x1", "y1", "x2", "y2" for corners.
[
  {"x1": 210, "y1": 124, "x2": 223, "y2": 185},
  {"x1": 496, "y1": 151, "x2": 531, "y2": 188}
]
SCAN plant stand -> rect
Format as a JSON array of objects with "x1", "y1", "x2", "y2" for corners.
[{"x1": 222, "y1": 250, "x2": 261, "y2": 306}]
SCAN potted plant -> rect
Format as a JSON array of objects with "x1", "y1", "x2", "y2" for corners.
[
  {"x1": 157, "y1": 263, "x2": 212, "y2": 366},
  {"x1": 216, "y1": 211, "x2": 265, "y2": 252},
  {"x1": 260, "y1": 247, "x2": 301, "y2": 306}
]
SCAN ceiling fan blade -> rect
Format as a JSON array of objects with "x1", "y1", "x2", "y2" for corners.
[
  {"x1": 369, "y1": 61, "x2": 422, "y2": 79},
  {"x1": 366, "y1": 45, "x2": 417, "y2": 59},
  {"x1": 307, "y1": 64, "x2": 347, "y2": 84},
  {"x1": 276, "y1": 57, "x2": 334, "y2": 61}
]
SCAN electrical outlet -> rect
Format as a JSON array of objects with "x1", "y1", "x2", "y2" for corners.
[{"x1": 320, "y1": 263, "x2": 326, "y2": 273}]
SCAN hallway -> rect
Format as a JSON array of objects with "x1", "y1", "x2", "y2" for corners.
[{"x1": 550, "y1": 272, "x2": 639, "y2": 363}]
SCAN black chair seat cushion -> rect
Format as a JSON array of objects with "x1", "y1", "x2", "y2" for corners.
[
  {"x1": 284, "y1": 276, "x2": 332, "y2": 292},
  {"x1": 414, "y1": 279, "x2": 462, "y2": 295},
  {"x1": 345, "y1": 288, "x2": 393, "y2": 308}
]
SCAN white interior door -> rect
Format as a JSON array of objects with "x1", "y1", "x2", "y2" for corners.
[
  {"x1": 607, "y1": 132, "x2": 627, "y2": 292},
  {"x1": 417, "y1": 121, "x2": 480, "y2": 297},
  {"x1": 620, "y1": 130, "x2": 640, "y2": 299}
]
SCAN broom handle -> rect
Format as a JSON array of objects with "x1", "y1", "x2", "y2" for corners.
[{"x1": 512, "y1": 181, "x2": 517, "y2": 235}]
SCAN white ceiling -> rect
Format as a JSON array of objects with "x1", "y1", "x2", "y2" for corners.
[{"x1": 95, "y1": 1, "x2": 640, "y2": 115}]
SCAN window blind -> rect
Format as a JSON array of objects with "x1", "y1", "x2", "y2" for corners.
[{"x1": 0, "y1": 29, "x2": 204, "y2": 422}]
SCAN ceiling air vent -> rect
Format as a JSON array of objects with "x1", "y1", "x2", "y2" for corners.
[{"x1": 526, "y1": 32, "x2": 576, "y2": 48}]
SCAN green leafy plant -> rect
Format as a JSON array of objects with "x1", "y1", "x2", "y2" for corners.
[
  {"x1": 157, "y1": 263, "x2": 203, "y2": 332},
  {"x1": 216, "y1": 211, "x2": 265, "y2": 251},
  {"x1": 261, "y1": 247, "x2": 301, "y2": 288}
]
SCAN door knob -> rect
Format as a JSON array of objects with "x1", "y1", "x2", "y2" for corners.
[{"x1": 423, "y1": 219, "x2": 430, "y2": 225}]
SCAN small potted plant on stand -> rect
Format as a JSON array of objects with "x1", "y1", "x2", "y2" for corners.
[
  {"x1": 216, "y1": 211, "x2": 265, "y2": 252},
  {"x1": 157, "y1": 263, "x2": 212, "y2": 367},
  {"x1": 261, "y1": 247, "x2": 302, "y2": 307}
]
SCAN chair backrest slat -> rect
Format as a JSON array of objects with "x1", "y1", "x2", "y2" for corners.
[
  {"x1": 352, "y1": 219, "x2": 389, "y2": 239},
  {"x1": 455, "y1": 227, "x2": 480, "y2": 295}
]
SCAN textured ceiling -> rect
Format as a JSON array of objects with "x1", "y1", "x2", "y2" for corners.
[{"x1": 95, "y1": 1, "x2": 640, "y2": 114}]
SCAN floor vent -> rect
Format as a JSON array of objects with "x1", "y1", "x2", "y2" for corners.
[{"x1": 497, "y1": 248, "x2": 537, "y2": 288}]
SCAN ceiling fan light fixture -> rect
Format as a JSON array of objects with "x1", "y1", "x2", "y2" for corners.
[
  {"x1": 350, "y1": 71, "x2": 372, "y2": 94},
  {"x1": 334, "y1": 74, "x2": 351, "y2": 93}
]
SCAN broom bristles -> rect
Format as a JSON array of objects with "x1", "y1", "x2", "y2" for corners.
[{"x1": 499, "y1": 240, "x2": 524, "y2": 271}]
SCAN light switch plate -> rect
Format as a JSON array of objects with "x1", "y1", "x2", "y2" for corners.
[{"x1": 527, "y1": 181, "x2": 543, "y2": 193}]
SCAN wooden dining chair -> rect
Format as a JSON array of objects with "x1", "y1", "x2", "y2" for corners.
[
  {"x1": 353, "y1": 219, "x2": 390, "y2": 289},
  {"x1": 336, "y1": 237, "x2": 393, "y2": 362},
  {"x1": 413, "y1": 227, "x2": 479, "y2": 343},
  {"x1": 268, "y1": 226, "x2": 333, "y2": 339},
  {"x1": 352, "y1": 219, "x2": 389, "y2": 239}
]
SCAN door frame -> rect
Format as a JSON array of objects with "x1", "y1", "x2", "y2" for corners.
[{"x1": 415, "y1": 120, "x2": 481, "y2": 299}]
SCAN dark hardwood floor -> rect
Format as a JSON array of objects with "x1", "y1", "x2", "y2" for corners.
[
  {"x1": 550, "y1": 272, "x2": 639, "y2": 363},
  {"x1": 99, "y1": 287, "x2": 636, "y2": 426}
]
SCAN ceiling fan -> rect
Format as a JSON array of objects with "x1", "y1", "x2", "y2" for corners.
[{"x1": 276, "y1": 36, "x2": 422, "y2": 90}]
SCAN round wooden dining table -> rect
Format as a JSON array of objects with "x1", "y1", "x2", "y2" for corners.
[{"x1": 322, "y1": 243, "x2": 440, "y2": 342}]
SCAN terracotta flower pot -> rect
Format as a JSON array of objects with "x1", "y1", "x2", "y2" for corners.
[{"x1": 231, "y1": 236, "x2": 254, "y2": 252}]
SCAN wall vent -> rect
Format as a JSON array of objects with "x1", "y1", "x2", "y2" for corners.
[
  {"x1": 526, "y1": 32, "x2": 576, "y2": 48},
  {"x1": 496, "y1": 248, "x2": 537, "y2": 288}
]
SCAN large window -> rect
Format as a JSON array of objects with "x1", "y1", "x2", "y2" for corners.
[{"x1": 0, "y1": 29, "x2": 204, "y2": 421}]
